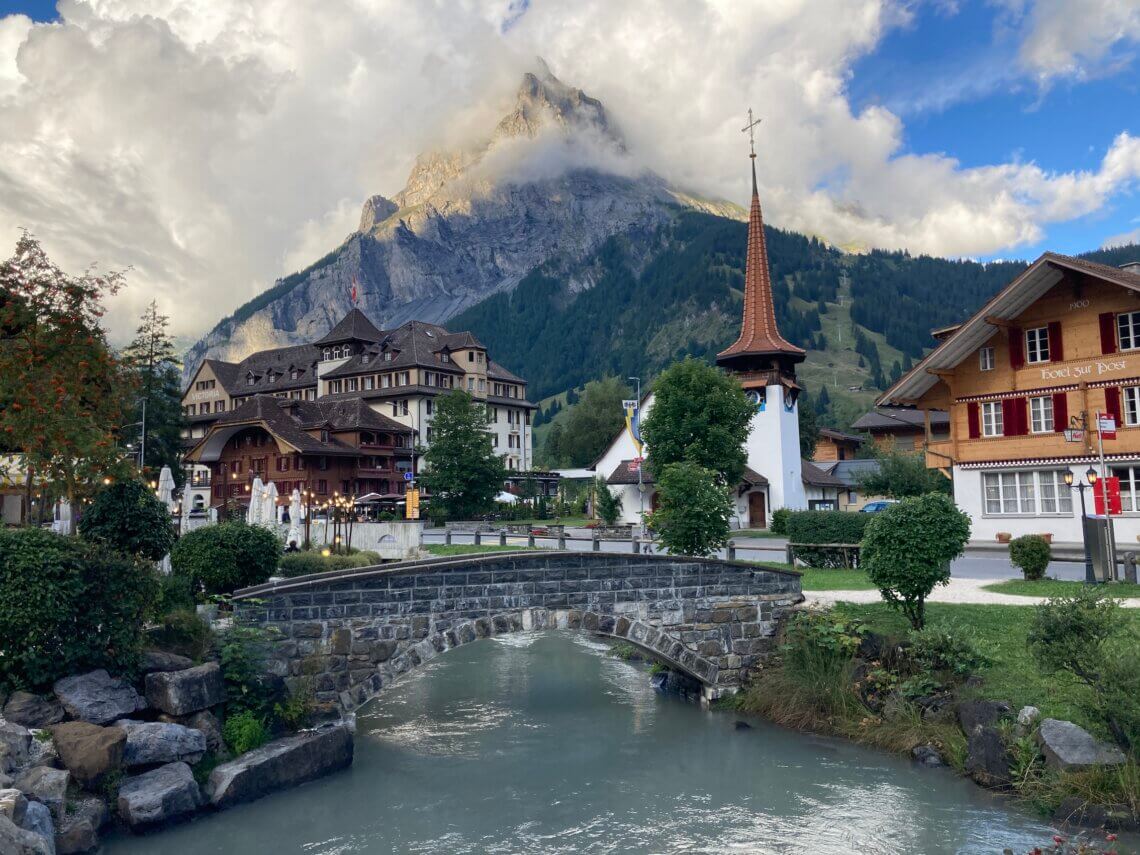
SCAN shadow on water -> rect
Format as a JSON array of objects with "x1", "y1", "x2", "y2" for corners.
[{"x1": 102, "y1": 631, "x2": 1128, "y2": 854}]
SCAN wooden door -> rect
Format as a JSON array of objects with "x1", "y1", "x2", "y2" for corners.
[{"x1": 749, "y1": 491, "x2": 766, "y2": 529}]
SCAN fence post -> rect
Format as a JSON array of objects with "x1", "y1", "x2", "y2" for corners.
[
  {"x1": 528, "y1": 533, "x2": 535, "y2": 548},
  {"x1": 1125, "y1": 551, "x2": 1138, "y2": 584},
  {"x1": 558, "y1": 532, "x2": 567, "y2": 550},
  {"x1": 785, "y1": 543, "x2": 794, "y2": 565},
  {"x1": 592, "y1": 532, "x2": 600, "y2": 552},
  {"x1": 499, "y1": 529, "x2": 507, "y2": 547},
  {"x1": 727, "y1": 540, "x2": 736, "y2": 561},
  {"x1": 474, "y1": 530, "x2": 482, "y2": 546},
  {"x1": 445, "y1": 530, "x2": 452, "y2": 546},
  {"x1": 632, "y1": 536, "x2": 639, "y2": 554}
]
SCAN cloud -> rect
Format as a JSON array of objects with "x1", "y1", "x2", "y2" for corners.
[
  {"x1": 1103, "y1": 228, "x2": 1140, "y2": 249},
  {"x1": 996, "y1": 0, "x2": 1140, "y2": 83},
  {"x1": 0, "y1": 0, "x2": 1137, "y2": 345}
]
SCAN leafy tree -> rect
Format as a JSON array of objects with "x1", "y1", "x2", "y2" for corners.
[
  {"x1": 123, "y1": 301, "x2": 185, "y2": 482},
  {"x1": 420, "y1": 390, "x2": 506, "y2": 520},
  {"x1": 640, "y1": 358, "x2": 753, "y2": 485},
  {"x1": 594, "y1": 478, "x2": 623, "y2": 525},
  {"x1": 648, "y1": 462, "x2": 733, "y2": 557},
  {"x1": 171, "y1": 520, "x2": 280, "y2": 595},
  {"x1": 799, "y1": 392, "x2": 819, "y2": 460},
  {"x1": 0, "y1": 232, "x2": 133, "y2": 527},
  {"x1": 542, "y1": 421, "x2": 566, "y2": 467},
  {"x1": 556, "y1": 377, "x2": 630, "y2": 468},
  {"x1": 854, "y1": 450, "x2": 951, "y2": 498},
  {"x1": 78, "y1": 478, "x2": 176, "y2": 560},
  {"x1": 861, "y1": 494, "x2": 971, "y2": 629}
]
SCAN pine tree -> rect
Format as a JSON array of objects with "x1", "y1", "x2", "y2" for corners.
[
  {"x1": 817, "y1": 385, "x2": 831, "y2": 415},
  {"x1": 122, "y1": 301, "x2": 185, "y2": 483}
]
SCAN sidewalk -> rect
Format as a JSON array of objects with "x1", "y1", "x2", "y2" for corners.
[{"x1": 804, "y1": 577, "x2": 1140, "y2": 608}]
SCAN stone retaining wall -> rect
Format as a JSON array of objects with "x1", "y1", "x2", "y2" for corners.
[{"x1": 233, "y1": 552, "x2": 802, "y2": 708}]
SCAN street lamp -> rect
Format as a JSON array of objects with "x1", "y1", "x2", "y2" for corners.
[{"x1": 1063, "y1": 468, "x2": 1097, "y2": 584}]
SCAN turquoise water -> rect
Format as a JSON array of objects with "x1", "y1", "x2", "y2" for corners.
[{"x1": 103, "y1": 631, "x2": 1106, "y2": 854}]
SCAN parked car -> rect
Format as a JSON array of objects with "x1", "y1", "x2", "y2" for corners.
[{"x1": 859, "y1": 500, "x2": 898, "y2": 513}]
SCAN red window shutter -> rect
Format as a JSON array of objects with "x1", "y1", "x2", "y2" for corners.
[
  {"x1": 1001, "y1": 398, "x2": 1017, "y2": 436},
  {"x1": 1052, "y1": 392, "x2": 1068, "y2": 433},
  {"x1": 1105, "y1": 386, "x2": 1123, "y2": 425},
  {"x1": 967, "y1": 402, "x2": 980, "y2": 439},
  {"x1": 1100, "y1": 313, "x2": 1117, "y2": 355},
  {"x1": 1047, "y1": 321, "x2": 1063, "y2": 362},
  {"x1": 1008, "y1": 327, "x2": 1024, "y2": 369},
  {"x1": 1018, "y1": 397, "x2": 1030, "y2": 435}
]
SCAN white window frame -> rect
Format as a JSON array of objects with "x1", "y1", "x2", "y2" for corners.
[
  {"x1": 1118, "y1": 312, "x2": 1140, "y2": 352},
  {"x1": 1025, "y1": 326, "x2": 1050, "y2": 364},
  {"x1": 1124, "y1": 386, "x2": 1140, "y2": 427},
  {"x1": 983, "y1": 470, "x2": 1072, "y2": 516},
  {"x1": 1037, "y1": 471, "x2": 1073, "y2": 515},
  {"x1": 979, "y1": 347, "x2": 995, "y2": 371},
  {"x1": 981, "y1": 401, "x2": 1003, "y2": 437},
  {"x1": 1114, "y1": 465, "x2": 1140, "y2": 513},
  {"x1": 1029, "y1": 395, "x2": 1053, "y2": 433}
]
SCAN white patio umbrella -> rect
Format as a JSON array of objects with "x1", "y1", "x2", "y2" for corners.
[
  {"x1": 496, "y1": 491, "x2": 519, "y2": 504},
  {"x1": 156, "y1": 466, "x2": 176, "y2": 511},
  {"x1": 287, "y1": 488, "x2": 305, "y2": 547},
  {"x1": 52, "y1": 500, "x2": 71, "y2": 534},
  {"x1": 262, "y1": 481, "x2": 279, "y2": 529},
  {"x1": 247, "y1": 476, "x2": 265, "y2": 525}
]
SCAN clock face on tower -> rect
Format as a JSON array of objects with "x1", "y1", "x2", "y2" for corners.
[{"x1": 746, "y1": 389, "x2": 766, "y2": 412}]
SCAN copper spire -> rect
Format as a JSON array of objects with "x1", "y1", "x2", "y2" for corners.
[{"x1": 717, "y1": 139, "x2": 805, "y2": 368}]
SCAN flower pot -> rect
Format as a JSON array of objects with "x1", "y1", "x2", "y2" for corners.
[
  {"x1": 1037, "y1": 533, "x2": 1053, "y2": 544},
  {"x1": 996, "y1": 532, "x2": 1012, "y2": 543}
]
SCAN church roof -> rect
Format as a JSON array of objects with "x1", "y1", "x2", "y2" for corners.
[{"x1": 717, "y1": 158, "x2": 805, "y2": 366}]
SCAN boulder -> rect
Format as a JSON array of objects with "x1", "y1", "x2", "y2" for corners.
[
  {"x1": 20, "y1": 800, "x2": 55, "y2": 853},
  {"x1": 0, "y1": 814, "x2": 53, "y2": 855},
  {"x1": 26, "y1": 732, "x2": 59, "y2": 769},
  {"x1": 116, "y1": 762, "x2": 202, "y2": 830},
  {"x1": 145, "y1": 663, "x2": 224, "y2": 716},
  {"x1": 911, "y1": 744, "x2": 945, "y2": 767},
  {"x1": 1017, "y1": 705, "x2": 1040, "y2": 728},
  {"x1": 0, "y1": 788, "x2": 28, "y2": 824},
  {"x1": 956, "y1": 699, "x2": 1012, "y2": 735},
  {"x1": 965, "y1": 726, "x2": 1012, "y2": 788},
  {"x1": 1036, "y1": 718, "x2": 1126, "y2": 772},
  {"x1": 141, "y1": 651, "x2": 194, "y2": 674},
  {"x1": 54, "y1": 797, "x2": 107, "y2": 855},
  {"x1": 48, "y1": 723, "x2": 124, "y2": 789},
  {"x1": 207, "y1": 725, "x2": 353, "y2": 810},
  {"x1": 0, "y1": 721, "x2": 32, "y2": 773},
  {"x1": 161, "y1": 711, "x2": 224, "y2": 754},
  {"x1": 52, "y1": 671, "x2": 144, "y2": 726},
  {"x1": 114, "y1": 720, "x2": 206, "y2": 768},
  {"x1": 3, "y1": 695, "x2": 64, "y2": 729},
  {"x1": 13, "y1": 766, "x2": 68, "y2": 823}
]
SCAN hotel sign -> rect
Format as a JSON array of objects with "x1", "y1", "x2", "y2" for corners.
[{"x1": 1039, "y1": 358, "x2": 1127, "y2": 382}]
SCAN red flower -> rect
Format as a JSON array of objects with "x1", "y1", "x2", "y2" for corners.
[{"x1": 1106, "y1": 834, "x2": 1117, "y2": 842}]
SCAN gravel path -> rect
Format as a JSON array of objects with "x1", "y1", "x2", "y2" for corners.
[{"x1": 804, "y1": 577, "x2": 1140, "y2": 608}]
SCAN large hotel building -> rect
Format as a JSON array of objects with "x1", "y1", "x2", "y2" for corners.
[{"x1": 180, "y1": 309, "x2": 535, "y2": 513}]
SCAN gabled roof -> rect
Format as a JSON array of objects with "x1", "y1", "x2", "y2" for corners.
[
  {"x1": 820, "y1": 458, "x2": 881, "y2": 487},
  {"x1": 818, "y1": 427, "x2": 863, "y2": 444},
  {"x1": 224, "y1": 343, "x2": 319, "y2": 396},
  {"x1": 801, "y1": 459, "x2": 845, "y2": 488},
  {"x1": 488, "y1": 360, "x2": 524, "y2": 383},
  {"x1": 852, "y1": 406, "x2": 950, "y2": 432},
  {"x1": 880, "y1": 252, "x2": 1140, "y2": 405},
  {"x1": 312, "y1": 308, "x2": 384, "y2": 346}
]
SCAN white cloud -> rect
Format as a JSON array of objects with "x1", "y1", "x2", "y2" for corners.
[
  {"x1": 996, "y1": 0, "x2": 1140, "y2": 83},
  {"x1": 1103, "y1": 228, "x2": 1140, "y2": 249},
  {"x1": 0, "y1": 0, "x2": 1137, "y2": 344}
]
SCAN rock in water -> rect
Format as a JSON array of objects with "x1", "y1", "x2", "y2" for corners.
[
  {"x1": 116, "y1": 763, "x2": 202, "y2": 830},
  {"x1": 54, "y1": 796, "x2": 107, "y2": 855},
  {"x1": 912, "y1": 745, "x2": 945, "y2": 767},
  {"x1": 1036, "y1": 718, "x2": 1126, "y2": 772},
  {"x1": 144, "y1": 662, "x2": 225, "y2": 716},
  {"x1": 52, "y1": 671, "x2": 143, "y2": 725},
  {"x1": 207, "y1": 725, "x2": 353, "y2": 809},
  {"x1": 0, "y1": 813, "x2": 53, "y2": 855},
  {"x1": 3, "y1": 694, "x2": 65, "y2": 729},
  {"x1": 114, "y1": 720, "x2": 206, "y2": 767},
  {"x1": 48, "y1": 723, "x2": 125, "y2": 788},
  {"x1": 965, "y1": 726, "x2": 1012, "y2": 788}
]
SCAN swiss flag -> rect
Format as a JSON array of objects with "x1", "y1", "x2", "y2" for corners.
[{"x1": 350, "y1": 276, "x2": 358, "y2": 305}]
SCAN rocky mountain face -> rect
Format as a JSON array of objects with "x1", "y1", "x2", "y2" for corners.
[{"x1": 184, "y1": 66, "x2": 739, "y2": 378}]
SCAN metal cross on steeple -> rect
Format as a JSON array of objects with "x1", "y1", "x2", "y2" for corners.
[{"x1": 741, "y1": 108, "x2": 762, "y2": 159}]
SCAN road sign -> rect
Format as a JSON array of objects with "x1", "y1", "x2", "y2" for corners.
[
  {"x1": 403, "y1": 471, "x2": 414, "y2": 481},
  {"x1": 1094, "y1": 477, "x2": 1122, "y2": 516},
  {"x1": 1098, "y1": 412, "x2": 1117, "y2": 440}
]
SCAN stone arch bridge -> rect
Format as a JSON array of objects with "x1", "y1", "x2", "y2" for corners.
[{"x1": 233, "y1": 552, "x2": 803, "y2": 709}]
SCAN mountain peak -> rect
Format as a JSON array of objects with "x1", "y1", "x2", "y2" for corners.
[{"x1": 494, "y1": 63, "x2": 615, "y2": 143}]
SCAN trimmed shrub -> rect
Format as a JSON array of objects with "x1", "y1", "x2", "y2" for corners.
[
  {"x1": 0, "y1": 528, "x2": 157, "y2": 688},
  {"x1": 1009, "y1": 535, "x2": 1051, "y2": 581},
  {"x1": 786, "y1": 510, "x2": 872, "y2": 568},
  {"x1": 861, "y1": 494, "x2": 971, "y2": 629},
  {"x1": 769, "y1": 507, "x2": 791, "y2": 535},
  {"x1": 278, "y1": 550, "x2": 383, "y2": 578},
  {"x1": 78, "y1": 478, "x2": 176, "y2": 560},
  {"x1": 171, "y1": 521, "x2": 280, "y2": 595}
]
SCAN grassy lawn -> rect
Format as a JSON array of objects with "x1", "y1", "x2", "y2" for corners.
[
  {"x1": 748, "y1": 561, "x2": 875, "y2": 591},
  {"x1": 423, "y1": 544, "x2": 542, "y2": 557},
  {"x1": 982, "y1": 578, "x2": 1140, "y2": 599},
  {"x1": 830, "y1": 601, "x2": 1140, "y2": 732}
]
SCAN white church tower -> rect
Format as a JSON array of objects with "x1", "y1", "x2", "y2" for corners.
[{"x1": 715, "y1": 129, "x2": 807, "y2": 515}]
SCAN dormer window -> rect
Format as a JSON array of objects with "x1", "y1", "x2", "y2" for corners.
[
  {"x1": 267, "y1": 371, "x2": 277, "y2": 383},
  {"x1": 361, "y1": 354, "x2": 370, "y2": 365},
  {"x1": 290, "y1": 368, "x2": 300, "y2": 380},
  {"x1": 441, "y1": 352, "x2": 450, "y2": 363},
  {"x1": 384, "y1": 351, "x2": 393, "y2": 362},
  {"x1": 344, "y1": 344, "x2": 352, "y2": 357},
  {"x1": 247, "y1": 373, "x2": 256, "y2": 386},
  {"x1": 322, "y1": 348, "x2": 331, "y2": 360},
  {"x1": 332, "y1": 346, "x2": 342, "y2": 359},
  {"x1": 320, "y1": 429, "x2": 329, "y2": 443}
]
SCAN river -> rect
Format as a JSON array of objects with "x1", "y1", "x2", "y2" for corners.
[{"x1": 104, "y1": 631, "x2": 1103, "y2": 854}]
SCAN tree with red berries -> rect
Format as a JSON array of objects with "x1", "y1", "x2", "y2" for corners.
[{"x1": 0, "y1": 232, "x2": 134, "y2": 528}]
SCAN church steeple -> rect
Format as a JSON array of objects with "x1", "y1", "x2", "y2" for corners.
[{"x1": 717, "y1": 119, "x2": 805, "y2": 376}]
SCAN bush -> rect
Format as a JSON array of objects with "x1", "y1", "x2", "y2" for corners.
[
  {"x1": 786, "y1": 510, "x2": 872, "y2": 567},
  {"x1": 219, "y1": 624, "x2": 282, "y2": 718},
  {"x1": 1009, "y1": 535, "x2": 1051, "y2": 581},
  {"x1": 595, "y1": 478, "x2": 623, "y2": 526},
  {"x1": 907, "y1": 622, "x2": 991, "y2": 680},
  {"x1": 278, "y1": 549, "x2": 382, "y2": 578},
  {"x1": 78, "y1": 479, "x2": 176, "y2": 560},
  {"x1": 222, "y1": 710, "x2": 270, "y2": 755},
  {"x1": 154, "y1": 571, "x2": 197, "y2": 616},
  {"x1": 171, "y1": 521, "x2": 280, "y2": 595},
  {"x1": 861, "y1": 494, "x2": 970, "y2": 629},
  {"x1": 777, "y1": 609, "x2": 865, "y2": 718},
  {"x1": 0, "y1": 528, "x2": 157, "y2": 689},
  {"x1": 647, "y1": 462, "x2": 733, "y2": 557},
  {"x1": 770, "y1": 507, "x2": 790, "y2": 535},
  {"x1": 145, "y1": 609, "x2": 213, "y2": 661}
]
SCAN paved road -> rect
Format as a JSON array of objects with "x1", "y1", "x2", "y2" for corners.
[{"x1": 423, "y1": 528, "x2": 1086, "y2": 582}]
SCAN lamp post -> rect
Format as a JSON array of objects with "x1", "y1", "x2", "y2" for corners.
[{"x1": 1063, "y1": 467, "x2": 1097, "y2": 584}]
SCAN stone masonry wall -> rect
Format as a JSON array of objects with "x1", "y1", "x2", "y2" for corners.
[{"x1": 233, "y1": 552, "x2": 803, "y2": 709}]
